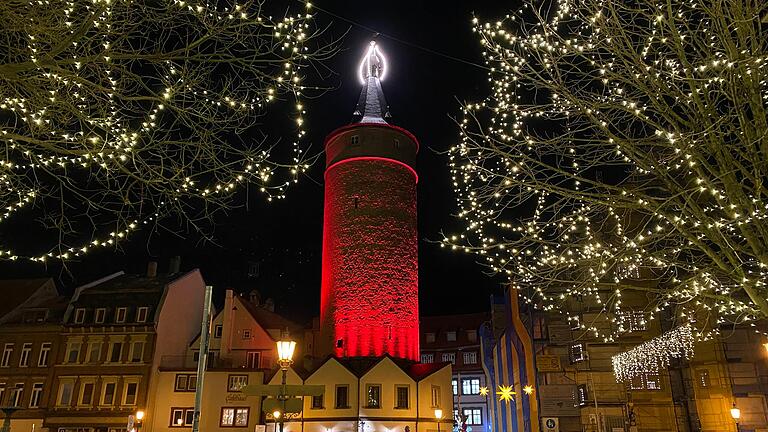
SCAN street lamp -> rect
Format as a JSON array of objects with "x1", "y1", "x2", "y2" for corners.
[
  {"x1": 272, "y1": 410, "x2": 282, "y2": 432},
  {"x1": 731, "y1": 404, "x2": 741, "y2": 431},
  {"x1": 135, "y1": 411, "x2": 145, "y2": 432},
  {"x1": 434, "y1": 409, "x2": 443, "y2": 432},
  {"x1": 276, "y1": 338, "x2": 296, "y2": 432}
]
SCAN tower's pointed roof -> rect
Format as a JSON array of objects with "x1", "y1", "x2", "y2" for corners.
[{"x1": 352, "y1": 41, "x2": 391, "y2": 124}]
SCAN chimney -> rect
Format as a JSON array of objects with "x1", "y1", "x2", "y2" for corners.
[
  {"x1": 248, "y1": 289, "x2": 261, "y2": 306},
  {"x1": 220, "y1": 290, "x2": 235, "y2": 360},
  {"x1": 169, "y1": 256, "x2": 181, "y2": 274},
  {"x1": 147, "y1": 261, "x2": 158, "y2": 278}
]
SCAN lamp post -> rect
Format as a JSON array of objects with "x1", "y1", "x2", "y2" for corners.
[
  {"x1": 276, "y1": 338, "x2": 296, "y2": 432},
  {"x1": 273, "y1": 410, "x2": 282, "y2": 432},
  {"x1": 434, "y1": 409, "x2": 443, "y2": 432},
  {"x1": 731, "y1": 404, "x2": 741, "y2": 432},
  {"x1": 135, "y1": 410, "x2": 145, "y2": 432}
]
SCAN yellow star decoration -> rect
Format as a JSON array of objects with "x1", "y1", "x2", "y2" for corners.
[
  {"x1": 479, "y1": 387, "x2": 489, "y2": 397},
  {"x1": 523, "y1": 385, "x2": 534, "y2": 395},
  {"x1": 496, "y1": 385, "x2": 516, "y2": 402}
]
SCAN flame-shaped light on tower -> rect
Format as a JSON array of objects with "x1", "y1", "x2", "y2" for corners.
[{"x1": 358, "y1": 41, "x2": 388, "y2": 84}]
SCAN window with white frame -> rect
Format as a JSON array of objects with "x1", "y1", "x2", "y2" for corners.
[
  {"x1": 87, "y1": 341, "x2": 102, "y2": 363},
  {"x1": 441, "y1": 352, "x2": 456, "y2": 364},
  {"x1": 108, "y1": 341, "x2": 123, "y2": 363},
  {"x1": 94, "y1": 308, "x2": 106, "y2": 324},
  {"x1": 170, "y1": 408, "x2": 194, "y2": 427},
  {"x1": 29, "y1": 383, "x2": 43, "y2": 408},
  {"x1": 446, "y1": 331, "x2": 457, "y2": 342},
  {"x1": 463, "y1": 351, "x2": 477, "y2": 365},
  {"x1": 452, "y1": 380, "x2": 458, "y2": 395},
  {"x1": 569, "y1": 343, "x2": 587, "y2": 363},
  {"x1": 245, "y1": 351, "x2": 260, "y2": 369},
  {"x1": 115, "y1": 307, "x2": 127, "y2": 324},
  {"x1": 0, "y1": 384, "x2": 5, "y2": 404},
  {"x1": 79, "y1": 381, "x2": 95, "y2": 406},
  {"x1": 311, "y1": 393, "x2": 323, "y2": 409},
  {"x1": 431, "y1": 385, "x2": 440, "y2": 407},
  {"x1": 9, "y1": 383, "x2": 24, "y2": 407},
  {"x1": 174, "y1": 374, "x2": 196, "y2": 392},
  {"x1": 220, "y1": 407, "x2": 249, "y2": 427},
  {"x1": 136, "y1": 307, "x2": 149, "y2": 323},
  {"x1": 462, "y1": 408, "x2": 482, "y2": 425},
  {"x1": 227, "y1": 375, "x2": 248, "y2": 392},
  {"x1": 214, "y1": 325, "x2": 223, "y2": 338},
  {"x1": 130, "y1": 341, "x2": 144, "y2": 363},
  {"x1": 58, "y1": 381, "x2": 74, "y2": 406},
  {"x1": 74, "y1": 308, "x2": 86, "y2": 324},
  {"x1": 366, "y1": 384, "x2": 381, "y2": 408},
  {"x1": 1, "y1": 344, "x2": 13, "y2": 367},
  {"x1": 242, "y1": 329, "x2": 252, "y2": 339},
  {"x1": 66, "y1": 342, "x2": 81, "y2": 364},
  {"x1": 19, "y1": 343, "x2": 32, "y2": 367},
  {"x1": 123, "y1": 381, "x2": 138, "y2": 405},
  {"x1": 462, "y1": 379, "x2": 481, "y2": 395},
  {"x1": 421, "y1": 354, "x2": 434, "y2": 364},
  {"x1": 395, "y1": 385, "x2": 409, "y2": 409},
  {"x1": 38, "y1": 343, "x2": 51, "y2": 367},
  {"x1": 101, "y1": 381, "x2": 117, "y2": 405}
]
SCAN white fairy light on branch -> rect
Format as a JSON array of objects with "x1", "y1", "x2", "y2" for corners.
[
  {"x1": 1, "y1": 0, "x2": 336, "y2": 261},
  {"x1": 444, "y1": 0, "x2": 768, "y2": 341}
]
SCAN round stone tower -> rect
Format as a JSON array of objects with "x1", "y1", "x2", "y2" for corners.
[{"x1": 320, "y1": 42, "x2": 420, "y2": 361}]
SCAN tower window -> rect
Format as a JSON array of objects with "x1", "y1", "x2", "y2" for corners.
[
  {"x1": 394, "y1": 139, "x2": 400, "y2": 149},
  {"x1": 351, "y1": 135, "x2": 360, "y2": 146}
]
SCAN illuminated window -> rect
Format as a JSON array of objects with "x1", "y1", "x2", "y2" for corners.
[
  {"x1": 421, "y1": 354, "x2": 434, "y2": 363},
  {"x1": 462, "y1": 408, "x2": 482, "y2": 425},
  {"x1": 366, "y1": 384, "x2": 381, "y2": 408},
  {"x1": 246, "y1": 351, "x2": 260, "y2": 369},
  {"x1": 227, "y1": 375, "x2": 248, "y2": 392},
  {"x1": 452, "y1": 380, "x2": 458, "y2": 395},
  {"x1": 442, "y1": 353, "x2": 456, "y2": 364},
  {"x1": 171, "y1": 408, "x2": 194, "y2": 427},
  {"x1": 576, "y1": 384, "x2": 588, "y2": 406},
  {"x1": 462, "y1": 379, "x2": 481, "y2": 395},
  {"x1": 220, "y1": 407, "x2": 249, "y2": 427},
  {"x1": 463, "y1": 351, "x2": 477, "y2": 364},
  {"x1": 174, "y1": 374, "x2": 196, "y2": 392},
  {"x1": 569, "y1": 343, "x2": 586, "y2": 363},
  {"x1": 698, "y1": 370, "x2": 710, "y2": 388}
]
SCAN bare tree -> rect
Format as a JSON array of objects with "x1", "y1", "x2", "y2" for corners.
[
  {"x1": 0, "y1": 0, "x2": 338, "y2": 261},
  {"x1": 446, "y1": 0, "x2": 768, "y2": 339}
]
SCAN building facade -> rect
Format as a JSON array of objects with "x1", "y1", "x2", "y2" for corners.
[
  {"x1": 0, "y1": 278, "x2": 67, "y2": 432},
  {"x1": 421, "y1": 314, "x2": 491, "y2": 432},
  {"x1": 45, "y1": 269, "x2": 206, "y2": 432},
  {"x1": 481, "y1": 286, "x2": 768, "y2": 432}
]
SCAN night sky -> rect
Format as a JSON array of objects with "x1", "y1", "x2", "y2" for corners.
[{"x1": 1, "y1": 0, "x2": 511, "y2": 323}]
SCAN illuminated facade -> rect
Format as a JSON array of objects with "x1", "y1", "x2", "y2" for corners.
[{"x1": 320, "y1": 42, "x2": 420, "y2": 361}]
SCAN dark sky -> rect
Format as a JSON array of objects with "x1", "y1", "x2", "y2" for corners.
[{"x1": 1, "y1": 0, "x2": 510, "y2": 323}]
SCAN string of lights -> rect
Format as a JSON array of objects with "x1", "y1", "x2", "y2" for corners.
[
  {"x1": 612, "y1": 324, "x2": 695, "y2": 382},
  {"x1": 443, "y1": 0, "x2": 768, "y2": 343},
  {"x1": 1, "y1": 0, "x2": 333, "y2": 261}
]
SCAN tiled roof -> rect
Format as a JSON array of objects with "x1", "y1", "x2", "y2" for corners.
[{"x1": 0, "y1": 278, "x2": 57, "y2": 320}]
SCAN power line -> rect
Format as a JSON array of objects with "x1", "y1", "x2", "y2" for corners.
[{"x1": 299, "y1": 0, "x2": 494, "y2": 73}]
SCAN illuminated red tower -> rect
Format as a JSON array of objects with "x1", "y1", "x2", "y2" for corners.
[{"x1": 320, "y1": 42, "x2": 420, "y2": 361}]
